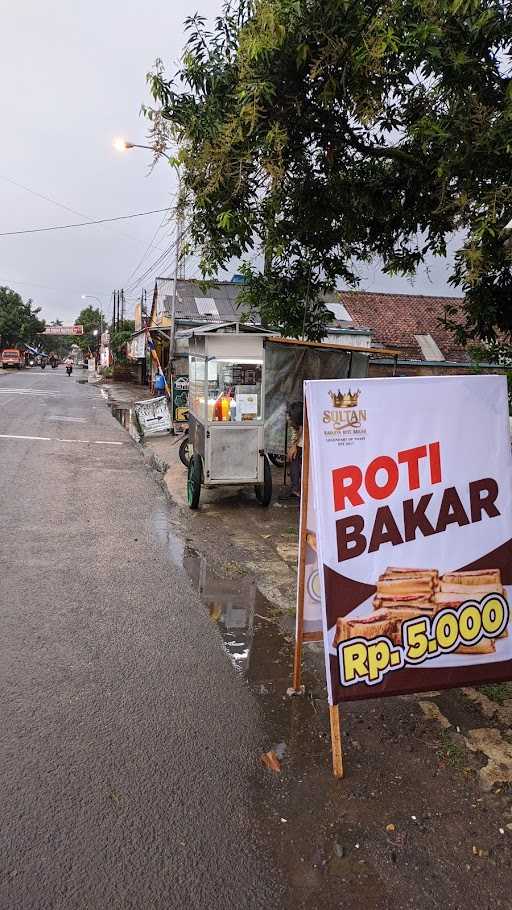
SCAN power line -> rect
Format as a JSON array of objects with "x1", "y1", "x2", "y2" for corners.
[
  {"x1": 0, "y1": 174, "x2": 98, "y2": 222},
  {"x1": 124, "y1": 222, "x2": 192, "y2": 295},
  {"x1": 124, "y1": 210, "x2": 171, "y2": 287},
  {"x1": 124, "y1": 240, "x2": 177, "y2": 295},
  {"x1": 0, "y1": 276, "x2": 110, "y2": 294},
  {"x1": 124, "y1": 227, "x2": 181, "y2": 294},
  {"x1": 0, "y1": 208, "x2": 172, "y2": 237},
  {"x1": 0, "y1": 174, "x2": 174, "y2": 252}
]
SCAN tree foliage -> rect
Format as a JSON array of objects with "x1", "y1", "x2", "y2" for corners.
[
  {"x1": 145, "y1": 0, "x2": 512, "y2": 341},
  {"x1": 74, "y1": 306, "x2": 103, "y2": 354},
  {"x1": 111, "y1": 321, "x2": 135, "y2": 364},
  {"x1": 0, "y1": 286, "x2": 45, "y2": 347}
]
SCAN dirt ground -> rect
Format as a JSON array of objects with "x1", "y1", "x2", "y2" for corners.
[{"x1": 103, "y1": 380, "x2": 512, "y2": 909}]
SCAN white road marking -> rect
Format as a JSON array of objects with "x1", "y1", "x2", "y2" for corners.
[
  {"x1": 0, "y1": 434, "x2": 52, "y2": 441},
  {"x1": 47, "y1": 416, "x2": 87, "y2": 422},
  {"x1": 0, "y1": 389, "x2": 59, "y2": 395},
  {"x1": 0, "y1": 433, "x2": 124, "y2": 445},
  {"x1": 94, "y1": 440, "x2": 124, "y2": 446}
]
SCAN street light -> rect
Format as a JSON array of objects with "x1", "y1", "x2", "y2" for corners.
[
  {"x1": 113, "y1": 136, "x2": 184, "y2": 369},
  {"x1": 81, "y1": 294, "x2": 104, "y2": 336},
  {"x1": 113, "y1": 137, "x2": 154, "y2": 153}
]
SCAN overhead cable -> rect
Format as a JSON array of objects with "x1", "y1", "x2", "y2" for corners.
[{"x1": 0, "y1": 208, "x2": 172, "y2": 237}]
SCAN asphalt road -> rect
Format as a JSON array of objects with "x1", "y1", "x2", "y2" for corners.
[{"x1": 0, "y1": 368, "x2": 283, "y2": 909}]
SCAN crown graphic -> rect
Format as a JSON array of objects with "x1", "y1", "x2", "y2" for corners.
[{"x1": 329, "y1": 388, "x2": 361, "y2": 408}]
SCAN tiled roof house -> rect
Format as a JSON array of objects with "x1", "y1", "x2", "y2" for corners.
[{"x1": 338, "y1": 291, "x2": 469, "y2": 363}]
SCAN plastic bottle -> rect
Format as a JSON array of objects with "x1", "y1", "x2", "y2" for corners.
[
  {"x1": 221, "y1": 395, "x2": 230, "y2": 421},
  {"x1": 214, "y1": 396, "x2": 223, "y2": 421},
  {"x1": 230, "y1": 398, "x2": 236, "y2": 421}
]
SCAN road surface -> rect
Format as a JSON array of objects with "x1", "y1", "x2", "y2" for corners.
[{"x1": 0, "y1": 368, "x2": 282, "y2": 909}]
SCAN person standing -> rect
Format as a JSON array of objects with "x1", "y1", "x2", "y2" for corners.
[
  {"x1": 153, "y1": 370, "x2": 166, "y2": 397},
  {"x1": 279, "y1": 400, "x2": 303, "y2": 501}
]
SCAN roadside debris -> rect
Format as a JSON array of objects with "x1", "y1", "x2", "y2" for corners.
[
  {"x1": 287, "y1": 685, "x2": 306, "y2": 697},
  {"x1": 260, "y1": 751, "x2": 281, "y2": 773}
]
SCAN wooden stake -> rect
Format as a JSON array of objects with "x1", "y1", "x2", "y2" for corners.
[
  {"x1": 292, "y1": 404, "x2": 310, "y2": 692},
  {"x1": 329, "y1": 704, "x2": 344, "y2": 778}
]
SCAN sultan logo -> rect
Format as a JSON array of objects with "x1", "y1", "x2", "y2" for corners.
[
  {"x1": 329, "y1": 389, "x2": 361, "y2": 408},
  {"x1": 323, "y1": 388, "x2": 366, "y2": 436}
]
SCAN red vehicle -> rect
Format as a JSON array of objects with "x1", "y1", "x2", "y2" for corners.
[{"x1": 1, "y1": 348, "x2": 25, "y2": 369}]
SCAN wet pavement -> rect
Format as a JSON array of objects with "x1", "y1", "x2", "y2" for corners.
[
  {"x1": 0, "y1": 368, "x2": 287, "y2": 910},
  {"x1": 92, "y1": 379, "x2": 512, "y2": 909}
]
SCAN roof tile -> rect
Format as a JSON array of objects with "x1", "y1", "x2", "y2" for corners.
[{"x1": 340, "y1": 291, "x2": 468, "y2": 361}]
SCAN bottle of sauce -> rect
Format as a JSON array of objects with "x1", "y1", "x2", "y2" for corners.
[{"x1": 214, "y1": 395, "x2": 223, "y2": 421}]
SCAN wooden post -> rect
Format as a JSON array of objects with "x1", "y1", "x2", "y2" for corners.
[
  {"x1": 292, "y1": 405, "x2": 310, "y2": 691},
  {"x1": 329, "y1": 704, "x2": 344, "y2": 778}
]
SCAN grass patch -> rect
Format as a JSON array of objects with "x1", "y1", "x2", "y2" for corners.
[
  {"x1": 479, "y1": 682, "x2": 512, "y2": 705},
  {"x1": 437, "y1": 731, "x2": 466, "y2": 769}
]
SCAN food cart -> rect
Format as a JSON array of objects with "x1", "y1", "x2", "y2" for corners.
[
  {"x1": 187, "y1": 330, "x2": 272, "y2": 508},
  {"x1": 186, "y1": 329, "x2": 392, "y2": 509}
]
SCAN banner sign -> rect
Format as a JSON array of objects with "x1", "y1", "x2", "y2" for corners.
[
  {"x1": 43, "y1": 325, "x2": 84, "y2": 335},
  {"x1": 303, "y1": 375, "x2": 512, "y2": 704},
  {"x1": 172, "y1": 375, "x2": 189, "y2": 423},
  {"x1": 134, "y1": 396, "x2": 171, "y2": 436},
  {"x1": 127, "y1": 333, "x2": 146, "y2": 360}
]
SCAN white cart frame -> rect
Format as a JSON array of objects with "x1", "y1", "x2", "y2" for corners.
[{"x1": 187, "y1": 331, "x2": 272, "y2": 508}]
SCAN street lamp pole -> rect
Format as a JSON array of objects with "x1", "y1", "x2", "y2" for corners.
[
  {"x1": 81, "y1": 294, "x2": 104, "y2": 337},
  {"x1": 113, "y1": 136, "x2": 183, "y2": 401}
]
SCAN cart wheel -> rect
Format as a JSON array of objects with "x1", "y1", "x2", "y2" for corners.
[
  {"x1": 179, "y1": 435, "x2": 192, "y2": 468},
  {"x1": 187, "y1": 454, "x2": 202, "y2": 509},
  {"x1": 255, "y1": 455, "x2": 272, "y2": 507}
]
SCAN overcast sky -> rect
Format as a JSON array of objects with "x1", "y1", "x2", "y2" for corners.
[{"x1": 0, "y1": 0, "x2": 457, "y2": 327}]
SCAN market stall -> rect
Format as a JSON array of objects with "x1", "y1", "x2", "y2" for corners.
[
  {"x1": 186, "y1": 330, "x2": 393, "y2": 509},
  {"x1": 187, "y1": 331, "x2": 271, "y2": 508}
]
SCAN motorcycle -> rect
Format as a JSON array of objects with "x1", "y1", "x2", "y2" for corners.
[
  {"x1": 66, "y1": 365, "x2": 73, "y2": 376},
  {"x1": 40, "y1": 362, "x2": 46, "y2": 370}
]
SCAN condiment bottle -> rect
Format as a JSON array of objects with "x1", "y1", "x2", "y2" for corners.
[{"x1": 214, "y1": 396, "x2": 223, "y2": 421}]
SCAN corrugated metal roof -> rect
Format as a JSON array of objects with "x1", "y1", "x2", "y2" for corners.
[{"x1": 155, "y1": 278, "x2": 245, "y2": 323}]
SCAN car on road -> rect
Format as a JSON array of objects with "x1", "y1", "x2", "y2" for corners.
[{"x1": 1, "y1": 348, "x2": 25, "y2": 369}]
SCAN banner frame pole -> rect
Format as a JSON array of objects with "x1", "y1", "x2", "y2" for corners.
[
  {"x1": 329, "y1": 705, "x2": 344, "y2": 778},
  {"x1": 293, "y1": 398, "x2": 345, "y2": 778},
  {"x1": 292, "y1": 401, "x2": 310, "y2": 692}
]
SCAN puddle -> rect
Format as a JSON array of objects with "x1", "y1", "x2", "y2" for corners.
[
  {"x1": 109, "y1": 404, "x2": 141, "y2": 443},
  {"x1": 150, "y1": 508, "x2": 291, "y2": 682}
]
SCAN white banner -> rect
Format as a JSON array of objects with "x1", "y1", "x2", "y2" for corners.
[
  {"x1": 302, "y1": 375, "x2": 512, "y2": 704},
  {"x1": 134, "y1": 396, "x2": 171, "y2": 436},
  {"x1": 128, "y1": 334, "x2": 146, "y2": 360}
]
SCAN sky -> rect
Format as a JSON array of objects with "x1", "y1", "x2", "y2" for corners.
[{"x1": 0, "y1": 0, "x2": 458, "y2": 328}]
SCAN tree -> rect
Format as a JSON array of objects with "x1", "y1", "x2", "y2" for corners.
[
  {"x1": 74, "y1": 306, "x2": 103, "y2": 355},
  {"x1": 145, "y1": 0, "x2": 512, "y2": 341},
  {"x1": 44, "y1": 323, "x2": 71, "y2": 359},
  {"x1": 110, "y1": 321, "x2": 135, "y2": 364},
  {"x1": 0, "y1": 286, "x2": 45, "y2": 347}
]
